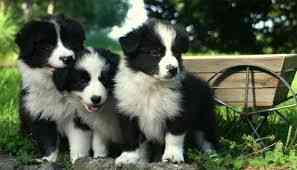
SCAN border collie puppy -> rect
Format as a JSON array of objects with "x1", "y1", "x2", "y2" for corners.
[
  {"x1": 53, "y1": 47, "x2": 122, "y2": 159},
  {"x1": 15, "y1": 14, "x2": 89, "y2": 163},
  {"x1": 114, "y1": 19, "x2": 218, "y2": 164}
]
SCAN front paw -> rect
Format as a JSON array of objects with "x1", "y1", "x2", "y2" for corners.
[
  {"x1": 93, "y1": 152, "x2": 107, "y2": 159},
  {"x1": 162, "y1": 148, "x2": 184, "y2": 163},
  {"x1": 115, "y1": 151, "x2": 146, "y2": 165}
]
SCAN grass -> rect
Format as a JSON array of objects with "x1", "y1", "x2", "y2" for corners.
[{"x1": 0, "y1": 68, "x2": 297, "y2": 169}]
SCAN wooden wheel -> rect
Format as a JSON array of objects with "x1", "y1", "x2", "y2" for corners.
[{"x1": 208, "y1": 65, "x2": 297, "y2": 148}]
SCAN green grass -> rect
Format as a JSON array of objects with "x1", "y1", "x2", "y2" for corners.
[{"x1": 0, "y1": 68, "x2": 297, "y2": 169}]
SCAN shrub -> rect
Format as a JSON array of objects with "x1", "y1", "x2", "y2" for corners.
[{"x1": 0, "y1": 8, "x2": 19, "y2": 59}]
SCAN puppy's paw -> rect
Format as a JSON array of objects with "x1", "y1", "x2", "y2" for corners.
[
  {"x1": 115, "y1": 151, "x2": 146, "y2": 165},
  {"x1": 93, "y1": 152, "x2": 107, "y2": 159},
  {"x1": 71, "y1": 152, "x2": 89, "y2": 164},
  {"x1": 162, "y1": 147, "x2": 184, "y2": 163}
]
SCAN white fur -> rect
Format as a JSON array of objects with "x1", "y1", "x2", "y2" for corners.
[
  {"x1": 92, "y1": 132, "x2": 108, "y2": 158},
  {"x1": 65, "y1": 49, "x2": 122, "y2": 158},
  {"x1": 162, "y1": 133, "x2": 185, "y2": 163},
  {"x1": 114, "y1": 59, "x2": 182, "y2": 142},
  {"x1": 18, "y1": 61, "x2": 78, "y2": 121},
  {"x1": 18, "y1": 61, "x2": 92, "y2": 163},
  {"x1": 154, "y1": 22, "x2": 179, "y2": 78},
  {"x1": 64, "y1": 120, "x2": 92, "y2": 164},
  {"x1": 78, "y1": 97, "x2": 122, "y2": 141},
  {"x1": 115, "y1": 142, "x2": 149, "y2": 165},
  {"x1": 194, "y1": 131, "x2": 214, "y2": 153},
  {"x1": 74, "y1": 52, "x2": 108, "y2": 106},
  {"x1": 38, "y1": 147, "x2": 59, "y2": 162},
  {"x1": 48, "y1": 20, "x2": 74, "y2": 68}
]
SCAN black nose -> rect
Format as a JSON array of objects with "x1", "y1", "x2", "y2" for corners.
[
  {"x1": 91, "y1": 96, "x2": 101, "y2": 104},
  {"x1": 167, "y1": 65, "x2": 178, "y2": 77},
  {"x1": 60, "y1": 55, "x2": 74, "y2": 65}
]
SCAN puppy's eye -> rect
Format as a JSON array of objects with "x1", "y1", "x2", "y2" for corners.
[
  {"x1": 149, "y1": 50, "x2": 160, "y2": 57},
  {"x1": 78, "y1": 78, "x2": 88, "y2": 86},
  {"x1": 78, "y1": 73, "x2": 89, "y2": 86}
]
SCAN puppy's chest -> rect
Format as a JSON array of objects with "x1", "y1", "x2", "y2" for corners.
[
  {"x1": 116, "y1": 77, "x2": 182, "y2": 140},
  {"x1": 24, "y1": 85, "x2": 75, "y2": 121}
]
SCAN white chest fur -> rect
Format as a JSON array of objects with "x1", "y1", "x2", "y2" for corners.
[
  {"x1": 18, "y1": 61, "x2": 77, "y2": 121},
  {"x1": 114, "y1": 60, "x2": 182, "y2": 141}
]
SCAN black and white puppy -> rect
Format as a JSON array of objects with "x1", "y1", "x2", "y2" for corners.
[
  {"x1": 15, "y1": 14, "x2": 89, "y2": 163},
  {"x1": 114, "y1": 19, "x2": 219, "y2": 164},
  {"x1": 53, "y1": 47, "x2": 122, "y2": 159}
]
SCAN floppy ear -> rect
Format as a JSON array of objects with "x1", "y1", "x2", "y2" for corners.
[
  {"x1": 97, "y1": 48, "x2": 120, "y2": 85},
  {"x1": 52, "y1": 68, "x2": 70, "y2": 92},
  {"x1": 15, "y1": 21, "x2": 52, "y2": 58},
  {"x1": 99, "y1": 49, "x2": 119, "y2": 70},
  {"x1": 119, "y1": 28, "x2": 143, "y2": 55},
  {"x1": 15, "y1": 21, "x2": 37, "y2": 58}
]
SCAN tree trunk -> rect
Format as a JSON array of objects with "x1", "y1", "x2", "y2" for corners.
[{"x1": 47, "y1": 0, "x2": 55, "y2": 14}]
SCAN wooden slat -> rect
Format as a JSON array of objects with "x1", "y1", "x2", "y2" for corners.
[
  {"x1": 183, "y1": 57, "x2": 284, "y2": 73},
  {"x1": 193, "y1": 72, "x2": 279, "y2": 88},
  {"x1": 215, "y1": 88, "x2": 276, "y2": 107}
]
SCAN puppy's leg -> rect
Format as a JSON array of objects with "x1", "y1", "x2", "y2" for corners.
[
  {"x1": 115, "y1": 115, "x2": 148, "y2": 165},
  {"x1": 115, "y1": 141, "x2": 149, "y2": 165},
  {"x1": 66, "y1": 120, "x2": 92, "y2": 164},
  {"x1": 31, "y1": 119, "x2": 60, "y2": 162},
  {"x1": 163, "y1": 117, "x2": 186, "y2": 163},
  {"x1": 162, "y1": 133, "x2": 185, "y2": 163},
  {"x1": 194, "y1": 130, "x2": 214, "y2": 153},
  {"x1": 92, "y1": 132, "x2": 108, "y2": 158}
]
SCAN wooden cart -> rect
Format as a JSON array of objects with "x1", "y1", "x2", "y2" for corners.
[{"x1": 184, "y1": 54, "x2": 297, "y2": 147}]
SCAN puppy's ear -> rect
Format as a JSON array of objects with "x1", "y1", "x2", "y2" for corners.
[
  {"x1": 52, "y1": 68, "x2": 70, "y2": 92},
  {"x1": 15, "y1": 21, "x2": 53, "y2": 58},
  {"x1": 119, "y1": 28, "x2": 143, "y2": 54},
  {"x1": 100, "y1": 49, "x2": 119, "y2": 69},
  {"x1": 175, "y1": 27, "x2": 189, "y2": 53}
]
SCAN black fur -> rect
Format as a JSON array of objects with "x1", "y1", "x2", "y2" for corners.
[
  {"x1": 16, "y1": 14, "x2": 86, "y2": 161},
  {"x1": 15, "y1": 14, "x2": 85, "y2": 68},
  {"x1": 53, "y1": 48, "x2": 119, "y2": 94},
  {"x1": 115, "y1": 19, "x2": 219, "y2": 162}
]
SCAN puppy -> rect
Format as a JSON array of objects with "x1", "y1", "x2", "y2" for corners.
[
  {"x1": 15, "y1": 14, "x2": 90, "y2": 163},
  {"x1": 53, "y1": 47, "x2": 123, "y2": 159},
  {"x1": 114, "y1": 19, "x2": 219, "y2": 164}
]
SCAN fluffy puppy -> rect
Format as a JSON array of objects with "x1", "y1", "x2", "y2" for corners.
[
  {"x1": 114, "y1": 19, "x2": 219, "y2": 164},
  {"x1": 53, "y1": 47, "x2": 122, "y2": 159},
  {"x1": 15, "y1": 14, "x2": 89, "y2": 163}
]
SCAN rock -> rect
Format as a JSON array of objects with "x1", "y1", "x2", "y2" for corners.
[
  {"x1": 0, "y1": 153, "x2": 64, "y2": 170},
  {"x1": 18, "y1": 162, "x2": 64, "y2": 170},
  {"x1": 73, "y1": 157, "x2": 197, "y2": 170},
  {"x1": 0, "y1": 153, "x2": 18, "y2": 170}
]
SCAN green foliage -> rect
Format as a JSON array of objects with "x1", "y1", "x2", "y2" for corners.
[
  {"x1": 0, "y1": 8, "x2": 19, "y2": 58},
  {"x1": 0, "y1": 69, "x2": 35, "y2": 164},
  {"x1": 144, "y1": 0, "x2": 297, "y2": 54},
  {"x1": 85, "y1": 30, "x2": 121, "y2": 52},
  {"x1": 58, "y1": 0, "x2": 130, "y2": 31}
]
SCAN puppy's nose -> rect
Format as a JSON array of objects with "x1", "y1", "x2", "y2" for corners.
[
  {"x1": 91, "y1": 96, "x2": 101, "y2": 104},
  {"x1": 60, "y1": 55, "x2": 74, "y2": 65},
  {"x1": 167, "y1": 65, "x2": 178, "y2": 77}
]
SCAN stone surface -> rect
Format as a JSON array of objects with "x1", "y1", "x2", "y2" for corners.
[
  {"x1": 1, "y1": 153, "x2": 197, "y2": 170},
  {"x1": 0, "y1": 153, "x2": 64, "y2": 170},
  {"x1": 0, "y1": 153, "x2": 18, "y2": 170},
  {"x1": 73, "y1": 157, "x2": 197, "y2": 170}
]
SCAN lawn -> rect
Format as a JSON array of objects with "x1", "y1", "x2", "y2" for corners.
[{"x1": 0, "y1": 68, "x2": 297, "y2": 169}]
